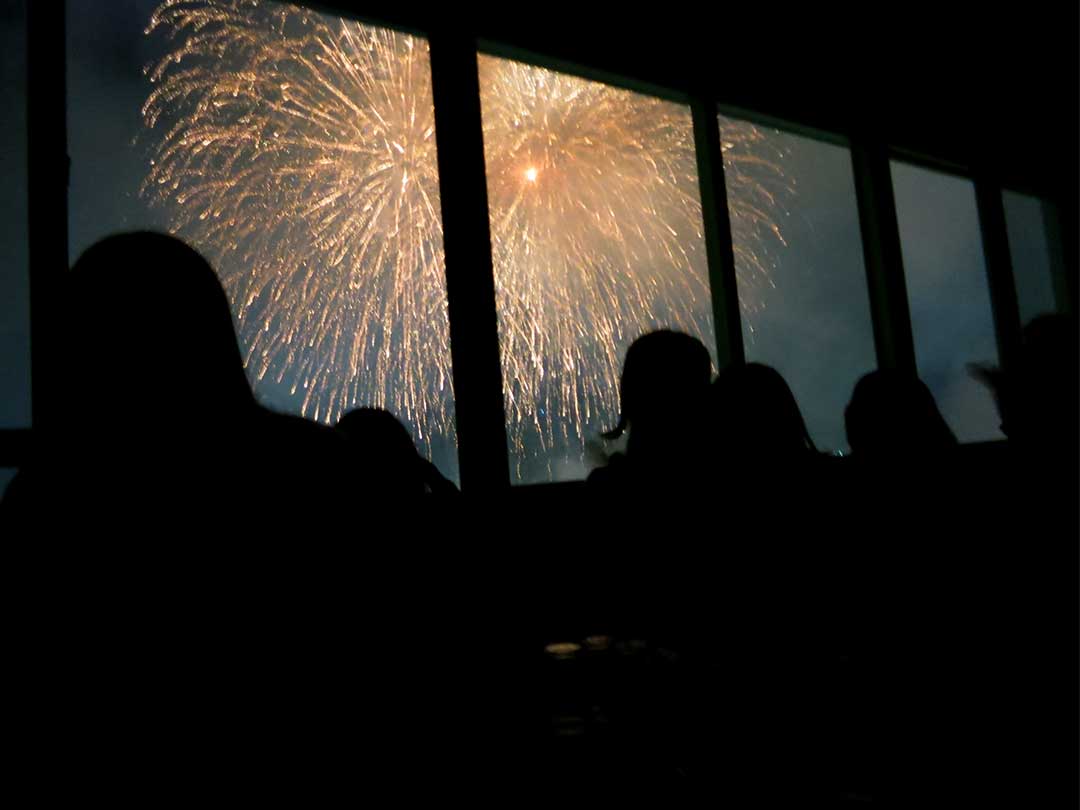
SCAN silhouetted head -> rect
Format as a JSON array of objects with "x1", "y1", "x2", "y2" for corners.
[
  {"x1": 975, "y1": 313, "x2": 1078, "y2": 450},
  {"x1": 713, "y1": 363, "x2": 815, "y2": 459},
  {"x1": 603, "y1": 330, "x2": 713, "y2": 447},
  {"x1": 845, "y1": 369, "x2": 956, "y2": 458},
  {"x1": 337, "y1": 407, "x2": 417, "y2": 458},
  {"x1": 336, "y1": 407, "x2": 426, "y2": 494},
  {"x1": 66, "y1": 232, "x2": 253, "y2": 430}
]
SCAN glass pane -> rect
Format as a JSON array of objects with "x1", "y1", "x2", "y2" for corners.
[
  {"x1": 66, "y1": 0, "x2": 459, "y2": 482},
  {"x1": 720, "y1": 117, "x2": 876, "y2": 454},
  {"x1": 0, "y1": 469, "x2": 15, "y2": 500},
  {"x1": 479, "y1": 56, "x2": 717, "y2": 484},
  {"x1": 891, "y1": 162, "x2": 1003, "y2": 443},
  {"x1": 1003, "y1": 190, "x2": 1066, "y2": 326},
  {"x1": 0, "y1": 1, "x2": 30, "y2": 428}
]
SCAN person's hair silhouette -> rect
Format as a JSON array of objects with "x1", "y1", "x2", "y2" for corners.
[
  {"x1": 66, "y1": 231, "x2": 256, "y2": 431},
  {"x1": 713, "y1": 363, "x2": 816, "y2": 460},
  {"x1": 337, "y1": 407, "x2": 457, "y2": 495},
  {"x1": 2, "y1": 231, "x2": 354, "y2": 524},
  {"x1": 602, "y1": 330, "x2": 712, "y2": 442},
  {"x1": 589, "y1": 330, "x2": 712, "y2": 488},
  {"x1": 845, "y1": 369, "x2": 956, "y2": 458},
  {"x1": 970, "y1": 313, "x2": 1077, "y2": 452}
]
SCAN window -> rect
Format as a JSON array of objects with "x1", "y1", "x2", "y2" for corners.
[
  {"x1": 719, "y1": 116, "x2": 876, "y2": 453},
  {"x1": 891, "y1": 161, "x2": 1003, "y2": 442},
  {"x1": 47, "y1": 1, "x2": 1036, "y2": 485},
  {"x1": 1002, "y1": 190, "x2": 1067, "y2": 326},
  {"x1": 66, "y1": 0, "x2": 459, "y2": 481},
  {"x1": 0, "y1": 469, "x2": 15, "y2": 500},
  {"x1": 0, "y1": 1, "x2": 30, "y2": 428},
  {"x1": 479, "y1": 56, "x2": 717, "y2": 483}
]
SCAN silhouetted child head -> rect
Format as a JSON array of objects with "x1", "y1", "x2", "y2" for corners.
[
  {"x1": 713, "y1": 363, "x2": 815, "y2": 459},
  {"x1": 603, "y1": 330, "x2": 713, "y2": 453},
  {"x1": 845, "y1": 369, "x2": 956, "y2": 458},
  {"x1": 336, "y1": 407, "x2": 428, "y2": 494},
  {"x1": 972, "y1": 313, "x2": 1077, "y2": 450},
  {"x1": 67, "y1": 231, "x2": 253, "y2": 429},
  {"x1": 337, "y1": 408, "x2": 416, "y2": 458}
]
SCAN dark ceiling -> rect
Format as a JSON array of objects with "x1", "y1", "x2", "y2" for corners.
[{"x1": 324, "y1": 0, "x2": 1077, "y2": 202}]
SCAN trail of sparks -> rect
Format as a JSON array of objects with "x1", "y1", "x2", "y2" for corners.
[{"x1": 141, "y1": 0, "x2": 788, "y2": 479}]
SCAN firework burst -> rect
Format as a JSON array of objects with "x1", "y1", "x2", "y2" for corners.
[{"x1": 141, "y1": 0, "x2": 787, "y2": 479}]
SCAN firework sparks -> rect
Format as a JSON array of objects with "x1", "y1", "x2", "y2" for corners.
[
  {"x1": 141, "y1": 0, "x2": 787, "y2": 480},
  {"x1": 480, "y1": 56, "x2": 716, "y2": 477}
]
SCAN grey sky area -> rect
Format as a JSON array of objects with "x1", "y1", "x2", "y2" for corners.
[
  {"x1": 726, "y1": 125, "x2": 876, "y2": 455},
  {"x1": 1004, "y1": 191, "x2": 1066, "y2": 326},
  {"x1": 1, "y1": 1, "x2": 30, "y2": 430},
  {"x1": 892, "y1": 162, "x2": 1004, "y2": 443}
]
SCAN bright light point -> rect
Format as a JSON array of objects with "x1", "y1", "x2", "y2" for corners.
[{"x1": 524, "y1": 166, "x2": 538, "y2": 182}]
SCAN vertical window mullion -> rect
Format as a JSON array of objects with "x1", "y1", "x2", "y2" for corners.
[
  {"x1": 974, "y1": 177, "x2": 1022, "y2": 371},
  {"x1": 27, "y1": 1, "x2": 69, "y2": 435},
  {"x1": 691, "y1": 97, "x2": 744, "y2": 369},
  {"x1": 1039, "y1": 195, "x2": 1074, "y2": 315},
  {"x1": 428, "y1": 33, "x2": 510, "y2": 492},
  {"x1": 851, "y1": 138, "x2": 917, "y2": 375}
]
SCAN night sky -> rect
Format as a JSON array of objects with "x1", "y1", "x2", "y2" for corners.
[{"x1": 1, "y1": 1, "x2": 30, "y2": 434}]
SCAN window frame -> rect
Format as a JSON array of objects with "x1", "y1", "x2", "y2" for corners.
[{"x1": 13, "y1": 1, "x2": 1071, "y2": 487}]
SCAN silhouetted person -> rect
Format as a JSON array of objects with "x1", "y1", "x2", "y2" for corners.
[
  {"x1": 3, "y1": 231, "x2": 352, "y2": 526},
  {"x1": 2, "y1": 233, "x2": 437, "y2": 796},
  {"x1": 336, "y1": 407, "x2": 457, "y2": 495},
  {"x1": 900, "y1": 316, "x2": 1079, "y2": 810},
  {"x1": 712, "y1": 362, "x2": 817, "y2": 464},
  {"x1": 844, "y1": 369, "x2": 957, "y2": 459},
  {"x1": 581, "y1": 330, "x2": 712, "y2": 658},
  {"x1": 840, "y1": 368, "x2": 961, "y2": 650},
  {"x1": 587, "y1": 330, "x2": 713, "y2": 492},
  {"x1": 967, "y1": 312, "x2": 1078, "y2": 567},
  {"x1": 970, "y1": 313, "x2": 1078, "y2": 458},
  {"x1": 705, "y1": 362, "x2": 824, "y2": 633},
  {"x1": 707, "y1": 363, "x2": 833, "y2": 624}
]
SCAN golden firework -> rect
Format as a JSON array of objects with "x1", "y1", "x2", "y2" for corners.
[{"x1": 142, "y1": 0, "x2": 787, "y2": 480}]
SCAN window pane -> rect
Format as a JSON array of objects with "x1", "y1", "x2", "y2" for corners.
[
  {"x1": 1003, "y1": 190, "x2": 1066, "y2": 326},
  {"x1": 0, "y1": 1, "x2": 30, "y2": 428},
  {"x1": 479, "y1": 56, "x2": 717, "y2": 484},
  {"x1": 0, "y1": 468, "x2": 15, "y2": 500},
  {"x1": 66, "y1": 0, "x2": 458, "y2": 482},
  {"x1": 720, "y1": 117, "x2": 876, "y2": 454},
  {"x1": 891, "y1": 162, "x2": 1003, "y2": 442}
]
